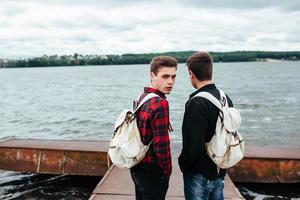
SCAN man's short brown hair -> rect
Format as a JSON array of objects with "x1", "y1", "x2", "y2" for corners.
[
  {"x1": 150, "y1": 56, "x2": 178, "y2": 75},
  {"x1": 186, "y1": 52, "x2": 213, "y2": 81}
]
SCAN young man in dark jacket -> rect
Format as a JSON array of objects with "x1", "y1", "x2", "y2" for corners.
[
  {"x1": 130, "y1": 56, "x2": 177, "y2": 200},
  {"x1": 178, "y1": 52, "x2": 233, "y2": 200}
]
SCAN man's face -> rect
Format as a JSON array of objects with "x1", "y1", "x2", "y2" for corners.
[{"x1": 151, "y1": 66, "x2": 177, "y2": 94}]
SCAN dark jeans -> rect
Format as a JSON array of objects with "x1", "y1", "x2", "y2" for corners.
[
  {"x1": 183, "y1": 173, "x2": 224, "y2": 200},
  {"x1": 130, "y1": 164, "x2": 169, "y2": 200}
]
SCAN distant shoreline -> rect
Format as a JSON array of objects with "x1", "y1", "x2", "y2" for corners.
[
  {"x1": 1, "y1": 51, "x2": 299, "y2": 68},
  {"x1": 256, "y1": 58, "x2": 284, "y2": 62}
]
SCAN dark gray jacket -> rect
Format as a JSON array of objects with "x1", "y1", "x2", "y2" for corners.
[{"x1": 178, "y1": 84, "x2": 233, "y2": 180}]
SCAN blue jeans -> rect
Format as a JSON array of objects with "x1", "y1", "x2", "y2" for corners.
[{"x1": 183, "y1": 173, "x2": 224, "y2": 200}]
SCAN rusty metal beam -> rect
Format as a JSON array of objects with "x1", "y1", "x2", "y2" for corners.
[
  {"x1": 1, "y1": 138, "x2": 299, "y2": 183},
  {"x1": 0, "y1": 138, "x2": 109, "y2": 176},
  {"x1": 228, "y1": 146, "x2": 300, "y2": 183}
]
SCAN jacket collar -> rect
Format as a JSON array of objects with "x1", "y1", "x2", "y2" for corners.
[
  {"x1": 144, "y1": 87, "x2": 166, "y2": 99},
  {"x1": 189, "y1": 83, "x2": 216, "y2": 99}
]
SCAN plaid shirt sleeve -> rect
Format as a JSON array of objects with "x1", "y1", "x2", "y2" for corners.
[{"x1": 150, "y1": 98, "x2": 172, "y2": 177}]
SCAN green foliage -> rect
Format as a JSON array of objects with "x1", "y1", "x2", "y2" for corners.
[{"x1": 2, "y1": 51, "x2": 300, "y2": 68}]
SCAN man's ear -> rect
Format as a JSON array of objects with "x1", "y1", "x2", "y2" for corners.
[
  {"x1": 150, "y1": 72, "x2": 156, "y2": 81},
  {"x1": 189, "y1": 70, "x2": 194, "y2": 79}
]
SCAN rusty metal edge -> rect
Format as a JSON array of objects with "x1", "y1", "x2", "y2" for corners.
[
  {"x1": 0, "y1": 147, "x2": 108, "y2": 176},
  {"x1": 228, "y1": 156, "x2": 300, "y2": 183}
]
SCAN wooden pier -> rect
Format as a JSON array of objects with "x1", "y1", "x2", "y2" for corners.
[
  {"x1": 1, "y1": 138, "x2": 300, "y2": 199},
  {"x1": 89, "y1": 162, "x2": 244, "y2": 200}
]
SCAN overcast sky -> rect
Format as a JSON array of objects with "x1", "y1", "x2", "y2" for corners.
[{"x1": 0, "y1": 0, "x2": 300, "y2": 58}]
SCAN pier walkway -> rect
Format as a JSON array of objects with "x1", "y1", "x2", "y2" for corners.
[
  {"x1": 89, "y1": 161, "x2": 243, "y2": 200},
  {"x1": 89, "y1": 143, "x2": 244, "y2": 200}
]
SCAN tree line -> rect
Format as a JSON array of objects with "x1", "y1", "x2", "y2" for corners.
[{"x1": 1, "y1": 51, "x2": 300, "y2": 68}]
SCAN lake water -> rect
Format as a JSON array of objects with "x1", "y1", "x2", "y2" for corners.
[{"x1": 0, "y1": 61, "x2": 300, "y2": 199}]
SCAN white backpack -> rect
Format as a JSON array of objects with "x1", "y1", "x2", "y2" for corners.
[
  {"x1": 108, "y1": 93, "x2": 158, "y2": 169},
  {"x1": 194, "y1": 89, "x2": 244, "y2": 169}
]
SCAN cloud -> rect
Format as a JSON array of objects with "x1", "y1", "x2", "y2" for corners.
[
  {"x1": 181, "y1": 0, "x2": 300, "y2": 12},
  {"x1": 0, "y1": 0, "x2": 299, "y2": 58}
]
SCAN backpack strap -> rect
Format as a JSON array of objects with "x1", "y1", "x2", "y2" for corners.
[
  {"x1": 192, "y1": 89, "x2": 228, "y2": 111},
  {"x1": 133, "y1": 93, "x2": 159, "y2": 114},
  {"x1": 219, "y1": 90, "x2": 229, "y2": 108},
  {"x1": 133, "y1": 93, "x2": 159, "y2": 146}
]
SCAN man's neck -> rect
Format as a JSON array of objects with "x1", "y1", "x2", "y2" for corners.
[{"x1": 195, "y1": 80, "x2": 213, "y2": 89}]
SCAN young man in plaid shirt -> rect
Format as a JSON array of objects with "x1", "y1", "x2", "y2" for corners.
[{"x1": 130, "y1": 56, "x2": 177, "y2": 200}]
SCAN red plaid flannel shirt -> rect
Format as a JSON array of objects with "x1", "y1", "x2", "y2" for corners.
[{"x1": 135, "y1": 87, "x2": 172, "y2": 178}]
